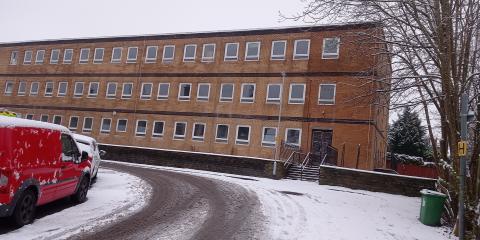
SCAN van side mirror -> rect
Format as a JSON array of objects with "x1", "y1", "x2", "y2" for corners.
[
  {"x1": 99, "y1": 150, "x2": 107, "y2": 157},
  {"x1": 81, "y1": 151, "x2": 89, "y2": 161}
]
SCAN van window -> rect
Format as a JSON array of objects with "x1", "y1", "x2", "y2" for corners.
[{"x1": 61, "y1": 134, "x2": 79, "y2": 161}]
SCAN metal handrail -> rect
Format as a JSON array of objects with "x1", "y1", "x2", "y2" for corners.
[
  {"x1": 300, "y1": 152, "x2": 311, "y2": 180},
  {"x1": 283, "y1": 151, "x2": 296, "y2": 168},
  {"x1": 320, "y1": 154, "x2": 328, "y2": 166}
]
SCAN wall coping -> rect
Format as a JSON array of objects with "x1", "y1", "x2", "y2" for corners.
[{"x1": 321, "y1": 165, "x2": 437, "y2": 181}]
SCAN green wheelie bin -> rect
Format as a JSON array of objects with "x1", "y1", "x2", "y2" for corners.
[{"x1": 419, "y1": 189, "x2": 447, "y2": 226}]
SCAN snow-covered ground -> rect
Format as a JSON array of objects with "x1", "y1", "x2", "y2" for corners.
[
  {"x1": 1, "y1": 168, "x2": 151, "y2": 240},
  {"x1": 110, "y1": 161, "x2": 454, "y2": 240}
]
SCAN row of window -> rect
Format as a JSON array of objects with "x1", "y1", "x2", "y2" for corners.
[
  {"x1": 4, "y1": 80, "x2": 337, "y2": 105},
  {"x1": 21, "y1": 113, "x2": 302, "y2": 147},
  {"x1": 8, "y1": 38, "x2": 340, "y2": 65}
]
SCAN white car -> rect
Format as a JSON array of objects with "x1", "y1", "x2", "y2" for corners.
[{"x1": 73, "y1": 133, "x2": 104, "y2": 179}]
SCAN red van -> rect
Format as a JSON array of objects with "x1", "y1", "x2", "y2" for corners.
[{"x1": 0, "y1": 116, "x2": 92, "y2": 226}]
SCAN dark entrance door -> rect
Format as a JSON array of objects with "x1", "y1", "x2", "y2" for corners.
[{"x1": 310, "y1": 129, "x2": 333, "y2": 166}]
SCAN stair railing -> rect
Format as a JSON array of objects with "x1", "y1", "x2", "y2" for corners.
[
  {"x1": 300, "y1": 152, "x2": 311, "y2": 181},
  {"x1": 320, "y1": 154, "x2": 328, "y2": 166},
  {"x1": 283, "y1": 151, "x2": 296, "y2": 168}
]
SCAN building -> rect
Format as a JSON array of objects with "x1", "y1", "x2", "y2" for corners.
[{"x1": 0, "y1": 22, "x2": 390, "y2": 170}]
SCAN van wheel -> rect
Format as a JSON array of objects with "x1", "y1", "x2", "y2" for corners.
[
  {"x1": 72, "y1": 177, "x2": 89, "y2": 203},
  {"x1": 12, "y1": 189, "x2": 37, "y2": 227}
]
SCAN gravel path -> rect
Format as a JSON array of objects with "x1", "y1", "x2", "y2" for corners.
[{"x1": 72, "y1": 162, "x2": 266, "y2": 240}]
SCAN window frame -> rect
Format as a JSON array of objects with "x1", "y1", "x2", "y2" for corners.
[
  {"x1": 23, "y1": 50, "x2": 33, "y2": 64},
  {"x1": 270, "y1": 40, "x2": 287, "y2": 60},
  {"x1": 157, "y1": 83, "x2": 170, "y2": 100},
  {"x1": 63, "y1": 49, "x2": 73, "y2": 64},
  {"x1": 235, "y1": 125, "x2": 251, "y2": 145},
  {"x1": 178, "y1": 83, "x2": 192, "y2": 101},
  {"x1": 245, "y1": 41, "x2": 261, "y2": 61},
  {"x1": 74, "y1": 82, "x2": 84, "y2": 97},
  {"x1": 82, "y1": 117, "x2": 94, "y2": 133},
  {"x1": 224, "y1": 42, "x2": 239, "y2": 61},
  {"x1": 240, "y1": 83, "x2": 256, "y2": 103},
  {"x1": 25, "y1": 114, "x2": 34, "y2": 120},
  {"x1": 68, "y1": 116, "x2": 79, "y2": 130},
  {"x1": 285, "y1": 128, "x2": 302, "y2": 147},
  {"x1": 111, "y1": 47, "x2": 123, "y2": 63},
  {"x1": 183, "y1": 44, "x2": 197, "y2": 62},
  {"x1": 266, "y1": 84, "x2": 282, "y2": 104},
  {"x1": 40, "y1": 114, "x2": 49, "y2": 122},
  {"x1": 318, "y1": 84, "x2": 336, "y2": 105},
  {"x1": 100, "y1": 118, "x2": 112, "y2": 133},
  {"x1": 106, "y1": 82, "x2": 117, "y2": 99},
  {"x1": 44, "y1": 81, "x2": 54, "y2": 97},
  {"x1": 17, "y1": 81, "x2": 26, "y2": 96},
  {"x1": 29, "y1": 82, "x2": 39, "y2": 96},
  {"x1": 57, "y1": 81, "x2": 68, "y2": 97},
  {"x1": 152, "y1": 121, "x2": 165, "y2": 137},
  {"x1": 116, "y1": 119, "x2": 128, "y2": 132},
  {"x1": 35, "y1": 50, "x2": 45, "y2": 64},
  {"x1": 50, "y1": 49, "x2": 60, "y2": 64},
  {"x1": 196, "y1": 83, "x2": 210, "y2": 101},
  {"x1": 126, "y1": 47, "x2": 138, "y2": 63},
  {"x1": 140, "y1": 82, "x2": 153, "y2": 100},
  {"x1": 145, "y1": 46, "x2": 158, "y2": 63},
  {"x1": 322, "y1": 37, "x2": 340, "y2": 59},
  {"x1": 9, "y1": 51, "x2": 18, "y2": 65},
  {"x1": 215, "y1": 124, "x2": 229, "y2": 143},
  {"x1": 192, "y1": 122, "x2": 206, "y2": 141},
  {"x1": 53, "y1": 115, "x2": 62, "y2": 125},
  {"x1": 219, "y1": 83, "x2": 234, "y2": 102},
  {"x1": 121, "y1": 82, "x2": 134, "y2": 99},
  {"x1": 288, "y1": 83, "x2": 306, "y2": 104},
  {"x1": 135, "y1": 120, "x2": 148, "y2": 136},
  {"x1": 88, "y1": 82, "x2": 99, "y2": 98},
  {"x1": 262, "y1": 127, "x2": 277, "y2": 147},
  {"x1": 79, "y1": 48, "x2": 90, "y2": 64},
  {"x1": 93, "y1": 48, "x2": 105, "y2": 64},
  {"x1": 201, "y1": 43, "x2": 216, "y2": 62},
  {"x1": 4, "y1": 81, "x2": 14, "y2": 95},
  {"x1": 173, "y1": 121, "x2": 187, "y2": 140},
  {"x1": 162, "y1": 45, "x2": 175, "y2": 63},
  {"x1": 293, "y1": 39, "x2": 311, "y2": 60}
]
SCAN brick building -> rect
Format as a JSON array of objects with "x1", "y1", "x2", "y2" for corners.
[{"x1": 0, "y1": 22, "x2": 390, "y2": 170}]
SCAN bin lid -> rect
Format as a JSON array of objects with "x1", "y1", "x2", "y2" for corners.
[{"x1": 420, "y1": 189, "x2": 446, "y2": 197}]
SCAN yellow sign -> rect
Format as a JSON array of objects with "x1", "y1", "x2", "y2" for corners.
[
  {"x1": 0, "y1": 111, "x2": 16, "y2": 117},
  {"x1": 458, "y1": 141, "x2": 467, "y2": 156}
]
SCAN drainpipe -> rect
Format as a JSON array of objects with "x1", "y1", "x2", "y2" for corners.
[{"x1": 273, "y1": 72, "x2": 286, "y2": 177}]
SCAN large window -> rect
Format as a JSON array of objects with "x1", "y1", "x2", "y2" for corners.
[
  {"x1": 178, "y1": 83, "x2": 191, "y2": 101},
  {"x1": 117, "y1": 119, "x2": 128, "y2": 132},
  {"x1": 192, "y1": 123, "x2": 206, "y2": 141},
  {"x1": 318, "y1": 84, "x2": 336, "y2": 105},
  {"x1": 322, "y1": 38, "x2": 340, "y2": 59},
  {"x1": 224, "y1": 43, "x2": 239, "y2": 61},
  {"x1": 152, "y1": 121, "x2": 165, "y2": 137},
  {"x1": 23, "y1": 50, "x2": 33, "y2": 64},
  {"x1": 111, "y1": 47, "x2": 122, "y2": 63},
  {"x1": 162, "y1": 45, "x2": 175, "y2": 63},
  {"x1": 4, "y1": 81, "x2": 13, "y2": 95},
  {"x1": 262, "y1": 127, "x2": 277, "y2": 147},
  {"x1": 18, "y1": 81, "x2": 26, "y2": 96},
  {"x1": 285, "y1": 128, "x2": 301, "y2": 146},
  {"x1": 88, "y1": 82, "x2": 99, "y2": 97},
  {"x1": 44, "y1": 81, "x2": 54, "y2": 96},
  {"x1": 289, "y1": 84, "x2": 305, "y2": 104},
  {"x1": 220, "y1": 83, "x2": 234, "y2": 102},
  {"x1": 135, "y1": 120, "x2": 147, "y2": 136},
  {"x1": 9, "y1": 51, "x2": 18, "y2": 65},
  {"x1": 266, "y1": 84, "x2": 281, "y2": 104},
  {"x1": 202, "y1": 44, "x2": 215, "y2": 62},
  {"x1": 106, "y1": 82, "x2": 117, "y2": 98},
  {"x1": 145, "y1": 46, "x2": 158, "y2": 63},
  {"x1": 57, "y1": 82, "x2": 68, "y2": 96},
  {"x1": 271, "y1": 41, "x2": 286, "y2": 60},
  {"x1": 240, "y1": 83, "x2": 255, "y2": 103},
  {"x1": 127, "y1": 47, "x2": 138, "y2": 63},
  {"x1": 79, "y1": 48, "x2": 90, "y2": 64},
  {"x1": 94, "y1": 48, "x2": 104, "y2": 64},
  {"x1": 215, "y1": 124, "x2": 229, "y2": 143},
  {"x1": 30, "y1": 82, "x2": 39, "y2": 96},
  {"x1": 174, "y1": 122, "x2": 187, "y2": 140},
  {"x1": 69, "y1": 116, "x2": 79, "y2": 130},
  {"x1": 236, "y1": 125, "x2": 251, "y2": 145},
  {"x1": 141, "y1": 83, "x2": 153, "y2": 100},
  {"x1": 122, "y1": 83, "x2": 133, "y2": 99},
  {"x1": 197, "y1": 83, "x2": 210, "y2": 101},
  {"x1": 50, "y1": 49, "x2": 60, "y2": 64},
  {"x1": 157, "y1": 83, "x2": 170, "y2": 100},
  {"x1": 183, "y1": 44, "x2": 196, "y2": 62},
  {"x1": 63, "y1": 49, "x2": 73, "y2": 64},
  {"x1": 293, "y1": 39, "x2": 310, "y2": 60},
  {"x1": 245, "y1": 42, "x2": 260, "y2": 61},
  {"x1": 101, "y1": 118, "x2": 112, "y2": 133},
  {"x1": 82, "y1": 117, "x2": 93, "y2": 132},
  {"x1": 74, "y1": 82, "x2": 84, "y2": 97},
  {"x1": 35, "y1": 50, "x2": 45, "y2": 64}
]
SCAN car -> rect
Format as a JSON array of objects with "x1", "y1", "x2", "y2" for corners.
[
  {"x1": 73, "y1": 133, "x2": 105, "y2": 179},
  {"x1": 0, "y1": 116, "x2": 92, "y2": 227}
]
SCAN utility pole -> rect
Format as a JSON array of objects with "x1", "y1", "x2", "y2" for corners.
[
  {"x1": 273, "y1": 72, "x2": 286, "y2": 176},
  {"x1": 458, "y1": 93, "x2": 468, "y2": 240}
]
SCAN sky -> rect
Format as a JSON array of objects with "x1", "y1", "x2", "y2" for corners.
[{"x1": 0, "y1": 0, "x2": 305, "y2": 43}]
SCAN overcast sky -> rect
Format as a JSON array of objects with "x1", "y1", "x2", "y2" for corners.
[{"x1": 0, "y1": 0, "x2": 305, "y2": 43}]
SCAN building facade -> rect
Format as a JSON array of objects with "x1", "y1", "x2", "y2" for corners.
[{"x1": 0, "y1": 22, "x2": 390, "y2": 170}]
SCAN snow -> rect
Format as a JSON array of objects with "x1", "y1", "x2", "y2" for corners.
[
  {"x1": 0, "y1": 168, "x2": 151, "y2": 240},
  {"x1": 72, "y1": 133, "x2": 95, "y2": 145},
  {"x1": 107, "y1": 161, "x2": 454, "y2": 240},
  {"x1": 0, "y1": 116, "x2": 69, "y2": 133}
]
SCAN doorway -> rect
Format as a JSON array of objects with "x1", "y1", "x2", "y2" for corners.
[{"x1": 310, "y1": 129, "x2": 333, "y2": 166}]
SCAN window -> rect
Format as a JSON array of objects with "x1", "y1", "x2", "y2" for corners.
[
  {"x1": 50, "y1": 49, "x2": 60, "y2": 64},
  {"x1": 69, "y1": 116, "x2": 79, "y2": 130},
  {"x1": 74, "y1": 82, "x2": 84, "y2": 97},
  {"x1": 289, "y1": 84, "x2": 305, "y2": 104},
  {"x1": 183, "y1": 44, "x2": 196, "y2": 62},
  {"x1": 271, "y1": 41, "x2": 286, "y2": 60},
  {"x1": 220, "y1": 83, "x2": 234, "y2": 102},
  {"x1": 245, "y1": 42, "x2": 260, "y2": 61},
  {"x1": 61, "y1": 133, "x2": 79, "y2": 162},
  {"x1": 83, "y1": 117, "x2": 93, "y2": 132},
  {"x1": 10, "y1": 51, "x2": 18, "y2": 65},
  {"x1": 127, "y1": 47, "x2": 138, "y2": 63},
  {"x1": 94, "y1": 48, "x2": 104, "y2": 63},
  {"x1": 88, "y1": 82, "x2": 99, "y2": 97},
  {"x1": 240, "y1": 83, "x2": 255, "y2": 103},
  {"x1": 122, "y1": 83, "x2": 133, "y2": 99},
  {"x1": 23, "y1": 50, "x2": 33, "y2": 64},
  {"x1": 322, "y1": 38, "x2": 340, "y2": 59},
  {"x1": 262, "y1": 127, "x2": 277, "y2": 147},
  {"x1": 173, "y1": 122, "x2": 187, "y2": 140},
  {"x1": 40, "y1": 115, "x2": 49, "y2": 122},
  {"x1": 293, "y1": 39, "x2": 310, "y2": 60},
  {"x1": 135, "y1": 120, "x2": 147, "y2": 136},
  {"x1": 318, "y1": 84, "x2": 336, "y2": 105},
  {"x1": 157, "y1": 83, "x2": 170, "y2": 100},
  {"x1": 63, "y1": 49, "x2": 73, "y2": 64},
  {"x1": 18, "y1": 81, "x2": 26, "y2": 96},
  {"x1": 145, "y1": 46, "x2": 158, "y2": 63},
  {"x1": 79, "y1": 48, "x2": 90, "y2": 64},
  {"x1": 215, "y1": 124, "x2": 229, "y2": 143},
  {"x1": 53, "y1": 115, "x2": 62, "y2": 125},
  {"x1": 285, "y1": 128, "x2": 301, "y2": 146},
  {"x1": 162, "y1": 45, "x2": 175, "y2": 63},
  {"x1": 178, "y1": 83, "x2": 191, "y2": 101},
  {"x1": 106, "y1": 82, "x2": 117, "y2": 98},
  {"x1": 236, "y1": 125, "x2": 251, "y2": 145},
  {"x1": 266, "y1": 84, "x2": 281, "y2": 104},
  {"x1": 35, "y1": 50, "x2": 45, "y2": 64},
  {"x1": 25, "y1": 114, "x2": 34, "y2": 120},
  {"x1": 192, "y1": 123, "x2": 205, "y2": 141},
  {"x1": 4, "y1": 81, "x2": 13, "y2": 95},
  {"x1": 44, "y1": 81, "x2": 54, "y2": 96},
  {"x1": 101, "y1": 118, "x2": 112, "y2": 133},
  {"x1": 57, "y1": 82, "x2": 68, "y2": 96},
  {"x1": 117, "y1": 119, "x2": 128, "y2": 132},
  {"x1": 202, "y1": 44, "x2": 215, "y2": 62},
  {"x1": 197, "y1": 83, "x2": 210, "y2": 101},
  {"x1": 111, "y1": 47, "x2": 122, "y2": 63},
  {"x1": 152, "y1": 121, "x2": 165, "y2": 137},
  {"x1": 140, "y1": 83, "x2": 153, "y2": 100},
  {"x1": 30, "y1": 82, "x2": 39, "y2": 96},
  {"x1": 224, "y1": 43, "x2": 239, "y2": 61}
]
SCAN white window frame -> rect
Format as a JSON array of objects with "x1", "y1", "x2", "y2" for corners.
[
  {"x1": 40, "y1": 114, "x2": 49, "y2": 122},
  {"x1": 74, "y1": 82, "x2": 84, "y2": 97},
  {"x1": 288, "y1": 83, "x2": 306, "y2": 104},
  {"x1": 127, "y1": 47, "x2": 138, "y2": 63},
  {"x1": 93, "y1": 48, "x2": 105, "y2": 64},
  {"x1": 57, "y1": 82, "x2": 68, "y2": 97},
  {"x1": 17, "y1": 81, "x2": 26, "y2": 96},
  {"x1": 173, "y1": 121, "x2": 187, "y2": 140},
  {"x1": 197, "y1": 83, "x2": 210, "y2": 101},
  {"x1": 215, "y1": 124, "x2": 229, "y2": 143},
  {"x1": 44, "y1": 81, "x2": 54, "y2": 97},
  {"x1": 224, "y1": 42, "x2": 239, "y2": 61},
  {"x1": 262, "y1": 127, "x2": 277, "y2": 147},
  {"x1": 245, "y1": 42, "x2": 261, "y2": 61},
  {"x1": 4, "y1": 81, "x2": 13, "y2": 95},
  {"x1": 201, "y1": 43, "x2": 216, "y2": 62},
  {"x1": 293, "y1": 39, "x2": 311, "y2": 60},
  {"x1": 116, "y1": 119, "x2": 128, "y2": 132},
  {"x1": 152, "y1": 121, "x2": 165, "y2": 137},
  {"x1": 322, "y1": 37, "x2": 340, "y2": 59},
  {"x1": 30, "y1": 82, "x2": 39, "y2": 96},
  {"x1": 183, "y1": 44, "x2": 197, "y2": 62},
  {"x1": 50, "y1": 49, "x2": 60, "y2": 64},
  {"x1": 145, "y1": 46, "x2": 158, "y2": 63},
  {"x1": 111, "y1": 47, "x2": 123, "y2": 63},
  {"x1": 63, "y1": 49, "x2": 73, "y2": 64},
  {"x1": 240, "y1": 83, "x2": 256, "y2": 103},
  {"x1": 106, "y1": 82, "x2": 117, "y2": 99},
  {"x1": 100, "y1": 118, "x2": 112, "y2": 133},
  {"x1": 35, "y1": 50, "x2": 45, "y2": 64},
  {"x1": 162, "y1": 45, "x2": 175, "y2": 63},
  {"x1": 23, "y1": 50, "x2": 33, "y2": 64},
  {"x1": 88, "y1": 82, "x2": 99, "y2": 98},
  {"x1": 285, "y1": 128, "x2": 302, "y2": 147},
  {"x1": 122, "y1": 82, "x2": 133, "y2": 99},
  {"x1": 178, "y1": 83, "x2": 192, "y2": 101},
  {"x1": 9, "y1": 51, "x2": 18, "y2": 65},
  {"x1": 270, "y1": 40, "x2": 287, "y2": 60},
  {"x1": 82, "y1": 117, "x2": 93, "y2": 132},
  {"x1": 53, "y1": 115, "x2": 62, "y2": 125},
  {"x1": 25, "y1": 114, "x2": 34, "y2": 120},
  {"x1": 235, "y1": 125, "x2": 251, "y2": 145},
  {"x1": 79, "y1": 48, "x2": 90, "y2": 64},
  {"x1": 135, "y1": 120, "x2": 148, "y2": 136},
  {"x1": 192, "y1": 123, "x2": 206, "y2": 141},
  {"x1": 219, "y1": 83, "x2": 234, "y2": 102},
  {"x1": 266, "y1": 84, "x2": 282, "y2": 104},
  {"x1": 157, "y1": 83, "x2": 170, "y2": 100},
  {"x1": 318, "y1": 84, "x2": 336, "y2": 105},
  {"x1": 68, "y1": 116, "x2": 79, "y2": 130},
  {"x1": 140, "y1": 82, "x2": 153, "y2": 100}
]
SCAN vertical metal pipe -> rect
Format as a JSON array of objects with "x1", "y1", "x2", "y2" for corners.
[
  {"x1": 273, "y1": 72, "x2": 286, "y2": 176},
  {"x1": 459, "y1": 93, "x2": 468, "y2": 240}
]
